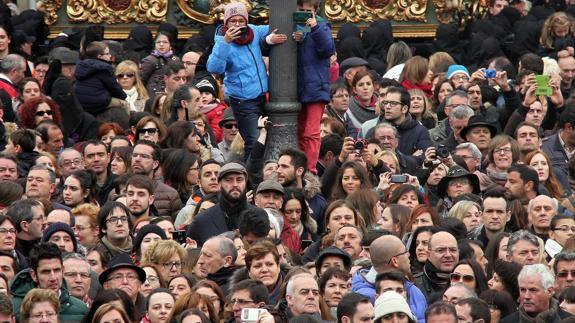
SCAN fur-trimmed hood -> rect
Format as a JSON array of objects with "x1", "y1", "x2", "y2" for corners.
[{"x1": 303, "y1": 172, "x2": 322, "y2": 200}]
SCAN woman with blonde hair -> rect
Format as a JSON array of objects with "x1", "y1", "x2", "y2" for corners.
[
  {"x1": 20, "y1": 288, "x2": 60, "y2": 323},
  {"x1": 141, "y1": 240, "x2": 187, "y2": 282},
  {"x1": 448, "y1": 200, "x2": 483, "y2": 233},
  {"x1": 115, "y1": 60, "x2": 149, "y2": 112},
  {"x1": 539, "y1": 12, "x2": 575, "y2": 59},
  {"x1": 71, "y1": 203, "x2": 100, "y2": 246},
  {"x1": 408, "y1": 88, "x2": 436, "y2": 129}
]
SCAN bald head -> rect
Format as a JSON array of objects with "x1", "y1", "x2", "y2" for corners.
[
  {"x1": 528, "y1": 195, "x2": 557, "y2": 234},
  {"x1": 428, "y1": 231, "x2": 459, "y2": 272},
  {"x1": 371, "y1": 235, "x2": 404, "y2": 268}
]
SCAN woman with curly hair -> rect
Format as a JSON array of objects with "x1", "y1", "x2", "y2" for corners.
[{"x1": 19, "y1": 96, "x2": 62, "y2": 129}]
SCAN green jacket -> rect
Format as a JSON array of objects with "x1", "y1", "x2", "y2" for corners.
[{"x1": 11, "y1": 269, "x2": 88, "y2": 323}]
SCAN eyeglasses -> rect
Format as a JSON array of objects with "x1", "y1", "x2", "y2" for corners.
[
  {"x1": 64, "y1": 271, "x2": 91, "y2": 279},
  {"x1": 117, "y1": 73, "x2": 135, "y2": 79},
  {"x1": 387, "y1": 250, "x2": 408, "y2": 264},
  {"x1": 223, "y1": 123, "x2": 238, "y2": 129},
  {"x1": 230, "y1": 298, "x2": 255, "y2": 306},
  {"x1": 556, "y1": 270, "x2": 575, "y2": 278},
  {"x1": 381, "y1": 100, "x2": 402, "y2": 107},
  {"x1": 553, "y1": 226, "x2": 575, "y2": 233},
  {"x1": 107, "y1": 273, "x2": 139, "y2": 282},
  {"x1": 29, "y1": 312, "x2": 57, "y2": 321},
  {"x1": 106, "y1": 216, "x2": 128, "y2": 224},
  {"x1": 494, "y1": 147, "x2": 512, "y2": 154},
  {"x1": 139, "y1": 128, "x2": 159, "y2": 134},
  {"x1": 74, "y1": 225, "x2": 91, "y2": 232},
  {"x1": 430, "y1": 247, "x2": 459, "y2": 254},
  {"x1": 450, "y1": 273, "x2": 475, "y2": 283},
  {"x1": 35, "y1": 110, "x2": 52, "y2": 117},
  {"x1": 61, "y1": 159, "x2": 82, "y2": 168},
  {"x1": 146, "y1": 275, "x2": 159, "y2": 284},
  {"x1": 452, "y1": 75, "x2": 469, "y2": 81},
  {"x1": 162, "y1": 261, "x2": 184, "y2": 270},
  {"x1": 0, "y1": 228, "x2": 16, "y2": 235}
]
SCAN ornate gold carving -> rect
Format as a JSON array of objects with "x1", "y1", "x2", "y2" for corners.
[
  {"x1": 66, "y1": 0, "x2": 168, "y2": 24},
  {"x1": 43, "y1": 0, "x2": 63, "y2": 25},
  {"x1": 325, "y1": 0, "x2": 429, "y2": 23},
  {"x1": 175, "y1": 0, "x2": 267, "y2": 25},
  {"x1": 432, "y1": 0, "x2": 489, "y2": 24}
]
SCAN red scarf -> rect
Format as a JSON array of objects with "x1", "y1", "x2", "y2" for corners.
[
  {"x1": 400, "y1": 80, "x2": 433, "y2": 98},
  {"x1": 222, "y1": 26, "x2": 254, "y2": 45}
]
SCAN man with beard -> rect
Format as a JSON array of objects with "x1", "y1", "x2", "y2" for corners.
[
  {"x1": 187, "y1": 162, "x2": 260, "y2": 246},
  {"x1": 504, "y1": 163, "x2": 538, "y2": 207},
  {"x1": 276, "y1": 148, "x2": 327, "y2": 233},
  {"x1": 543, "y1": 105, "x2": 575, "y2": 195},
  {"x1": 130, "y1": 140, "x2": 182, "y2": 218},
  {"x1": 83, "y1": 140, "x2": 115, "y2": 206},
  {"x1": 125, "y1": 175, "x2": 157, "y2": 221},
  {"x1": 515, "y1": 122, "x2": 541, "y2": 160}
]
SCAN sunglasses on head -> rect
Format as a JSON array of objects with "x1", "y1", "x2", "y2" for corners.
[
  {"x1": 223, "y1": 123, "x2": 238, "y2": 129},
  {"x1": 139, "y1": 128, "x2": 159, "y2": 135},
  {"x1": 36, "y1": 110, "x2": 53, "y2": 117},
  {"x1": 117, "y1": 73, "x2": 135, "y2": 79},
  {"x1": 450, "y1": 273, "x2": 475, "y2": 283}
]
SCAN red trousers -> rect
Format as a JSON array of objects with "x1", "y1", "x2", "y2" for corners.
[{"x1": 298, "y1": 102, "x2": 325, "y2": 174}]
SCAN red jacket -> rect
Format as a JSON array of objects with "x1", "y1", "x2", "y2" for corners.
[{"x1": 203, "y1": 102, "x2": 228, "y2": 142}]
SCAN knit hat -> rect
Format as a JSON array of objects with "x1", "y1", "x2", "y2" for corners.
[
  {"x1": 374, "y1": 291, "x2": 415, "y2": 322},
  {"x1": 133, "y1": 224, "x2": 168, "y2": 254},
  {"x1": 447, "y1": 65, "x2": 470, "y2": 80},
  {"x1": 224, "y1": 2, "x2": 249, "y2": 26},
  {"x1": 194, "y1": 78, "x2": 218, "y2": 98},
  {"x1": 42, "y1": 223, "x2": 78, "y2": 253}
]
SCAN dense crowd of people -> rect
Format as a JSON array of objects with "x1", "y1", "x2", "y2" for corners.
[{"x1": 3, "y1": 0, "x2": 575, "y2": 322}]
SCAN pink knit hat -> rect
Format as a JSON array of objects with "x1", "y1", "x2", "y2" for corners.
[{"x1": 224, "y1": 2, "x2": 249, "y2": 26}]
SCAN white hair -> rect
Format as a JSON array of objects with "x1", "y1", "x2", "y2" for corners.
[
  {"x1": 286, "y1": 273, "x2": 314, "y2": 296},
  {"x1": 518, "y1": 264, "x2": 554, "y2": 290}
]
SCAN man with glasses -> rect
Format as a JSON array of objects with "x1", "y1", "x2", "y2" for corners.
[
  {"x1": 83, "y1": 140, "x2": 114, "y2": 205},
  {"x1": 430, "y1": 90, "x2": 469, "y2": 144},
  {"x1": 548, "y1": 216, "x2": 575, "y2": 258},
  {"x1": 95, "y1": 202, "x2": 133, "y2": 264},
  {"x1": 371, "y1": 86, "x2": 431, "y2": 159},
  {"x1": 10, "y1": 242, "x2": 88, "y2": 322},
  {"x1": 182, "y1": 50, "x2": 201, "y2": 80},
  {"x1": 7, "y1": 199, "x2": 44, "y2": 257},
  {"x1": 506, "y1": 230, "x2": 540, "y2": 265},
  {"x1": 353, "y1": 235, "x2": 427, "y2": 321},
  {"x1": 528, "y1": 195, "x2": 557, "y2": 243},
  {"x1": 415, "y1": 231, "x2": 459, "y2": 301},
  {"x1": 57, "y1": 148, "x2": 84, "y2": 179},
  {"x1": 130, "y1": 140, "x2": 182, "y2": 218},
  {"x1": 99, "y1": 253, "x2": 147, "y2": 314},
  {"x1": 438, "y1": 105, "x2": 475, "y2": 152},
  {"x1": 62, "y1": 253, "x2": 92, "y2": 306},
  {"x1": 553, "y1": 252, "x2": 575, "y2": 296},
  {"x1": 325, "y1": 82, "x2": 357, "y2": 138},
  {"x1": 229, "y1": 279, "x2": 270, "y2": 323}
]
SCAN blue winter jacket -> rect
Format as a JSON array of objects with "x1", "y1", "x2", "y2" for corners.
[
  {"x1": 297, "y1": 20, "x2": 335, "y2": 103},
  {"x1": 352, "y1": 268, "x2": 427, "y2": 323},
  {"x1": 207, "y1": 24, "x2": 269, "y2": 100}
]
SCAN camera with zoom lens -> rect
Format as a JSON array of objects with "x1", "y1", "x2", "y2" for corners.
[
  {"x1": 436, "y1": 145, "x2": 450, "y2": 159},
  {"x1": 354, "y1": 139, "x2": 368, "y2": 150}
]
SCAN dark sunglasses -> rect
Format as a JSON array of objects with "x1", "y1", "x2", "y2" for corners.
[
  {"x1": 223, "y1": 123, "x2": 238, "y2": 129},
  {"x1": 139, "y1": 128, "x2": 159, "y2": 135},
  {"x1": 117, "y1": 73, "x2": 135, "y2": 79},
  {"x1": 36, "y1": 110, "x2": 53, "y2": 117},
  {"x1": 450, "y1": 273, "x2": 475, "y2": 283},
  {"x1": 557, "y1": 270, "x2": 575, "y2": 278}
]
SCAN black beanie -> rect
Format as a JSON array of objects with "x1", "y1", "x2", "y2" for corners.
[
  {"x1": 133, "y1": 224, "x2": 168, "y2": 254},
  {"x1": 42, "y1": 223, "x2": 78, "y2": 253}
]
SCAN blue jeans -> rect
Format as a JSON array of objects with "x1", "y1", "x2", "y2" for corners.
[{"x1": 229, "y1": 95, "x2": 265, "y2": 161}]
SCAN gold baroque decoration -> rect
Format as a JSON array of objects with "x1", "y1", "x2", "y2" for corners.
[
  {"x1": 67, "y1": 0, "x2": 168, "y2": 24},
  {"x1": 175, "y1": 0, "x2": 255, "y2": 25},
  {"x1": 325, "y1": 0, "x2": 428, "y2": 23},
  {"x1": 43, "y1": 0, "x2": 63, "y2": 25}
]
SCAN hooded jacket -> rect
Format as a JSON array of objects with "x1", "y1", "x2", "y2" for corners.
[
  {"x1": 207, "y1": 24, "x2": 270, "y2": 100},
  {"x1": 297, "y1": 19, "x2": 335, "y2": 103},
  {"x1": 367, "y1": 114, "x2": 432, "y2": 158},
  {"x1": 11, "y1": 269, "x2": 88, "y2": 323},
  {"x1": 74, "y1": 58, "x2": 127, "y2": 115},
  {"x1": 352, "y1": 267, "x2": 427, "y2": 323}
]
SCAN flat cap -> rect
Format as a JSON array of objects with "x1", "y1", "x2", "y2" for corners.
[
  {"x1": 218, "y1": 162, "x2": 247, "y2": 180},
  {"x1": 256, "y1": 180, "x2": 284, "y2": 195}
]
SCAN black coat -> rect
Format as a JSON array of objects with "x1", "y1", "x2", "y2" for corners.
[
  {"x1": 74, "y1": 58, "x2": 126, "y2": 115},
  {"x1": 542, "y1": 133, "x2": 572, "y2": 195}
]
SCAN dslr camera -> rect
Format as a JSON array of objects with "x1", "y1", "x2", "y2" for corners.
[
  {"x1": 436, "y1": 144, "x2": 450, "y2": 159},
  {"x1": 353, "y1": 139, "x2": 368, "y2": 150}
]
